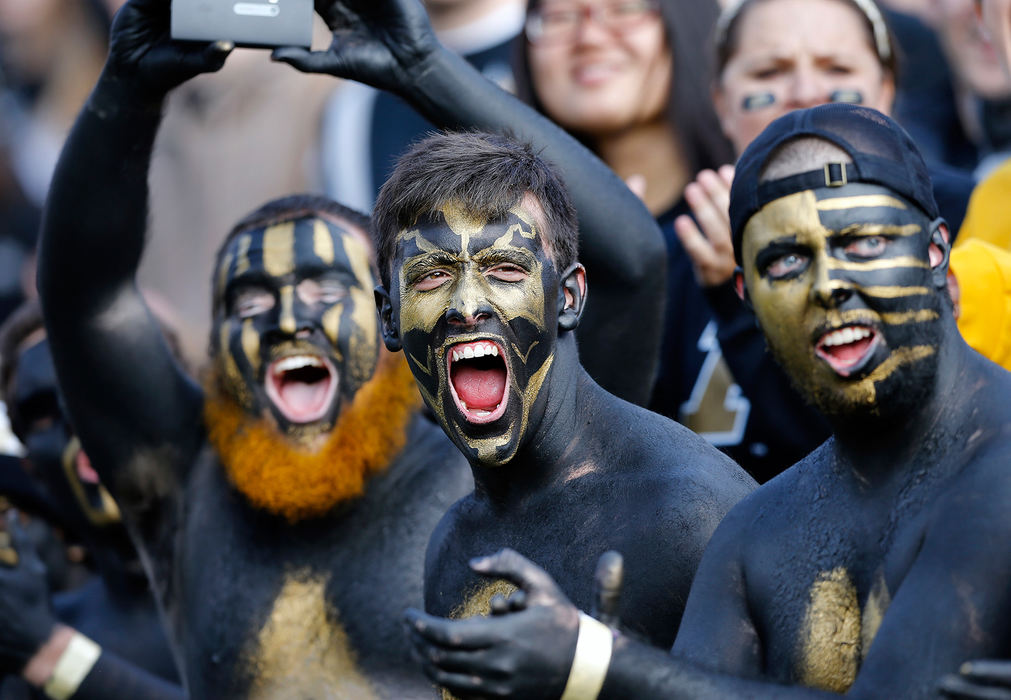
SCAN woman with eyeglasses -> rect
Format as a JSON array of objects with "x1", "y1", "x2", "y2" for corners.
[{"x1": 516, "y1": 0, "x2": 817, "y2": 482}]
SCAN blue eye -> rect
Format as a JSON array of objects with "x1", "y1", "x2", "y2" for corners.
[
  {"x1": 846, "y1": 236, "x2": 888, "y2": 258},
  {"x1": 767, "y1": 253, "x2": 809, "y2": 279}
]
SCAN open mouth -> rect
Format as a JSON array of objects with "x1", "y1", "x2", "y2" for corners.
[
  {"x1": 815, "y1": 325, "x2": 880, "y2": 377},
  {"x1": 265, "y1": 354, "x2": 338, "y2": 424},
  {"x1": 447, "y1": 340, "x2": 509, "y2": 425}
]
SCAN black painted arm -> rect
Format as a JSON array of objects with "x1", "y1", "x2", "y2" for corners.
[
  {"x1": 274, "y1": 0, "x2": 667, "y2": 405},
  {"x1": 69, "y1": 652, "x2": 185, "y2": 700},
  {"x1": 36, "y1": 0, "x2": 230, "y2": 518}
]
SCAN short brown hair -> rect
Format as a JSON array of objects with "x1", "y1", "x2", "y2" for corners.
[{"x1": 372, "y1": 131, "x2": 579, "y2": 287}]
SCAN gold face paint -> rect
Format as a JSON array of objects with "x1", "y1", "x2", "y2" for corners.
[
  {"x1": 61, "y1": 437, "x2": 121, "y2": 526},
  {"x1": 242, "y1": 319, "x2": 260, "y2": 375},
  {"x1": 262, "y1": 222, "x2": 296, "y2": 278},
  {"x1": 313, "y1": 219, "x2": 335, "y2": 265},
  {"x1": 235, "y1": 234, "x2": 252, "y2": 277},
  {"x1": 742, "y1": 186, "x2": 943, "y2": 419},
  {"x1": 244, "y1": 571, "x2": 379, "y2": 700},
  {"x1": 278, "y1": 286, "x2": 297, "y2": 335},
  {"x1": 343, "y1": 235, "x2": 379, "y2": 389},
  {"x1": 393, "y1": 203, "x2": 558, "y2": 467}
]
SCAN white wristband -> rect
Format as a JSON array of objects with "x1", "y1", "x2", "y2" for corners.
[
  {"x1": 559, "y1": 612, "x2": 613, "y2": 700},
  {"x1": 43, "y1": 632, "x2": 101, "y2": 700}
]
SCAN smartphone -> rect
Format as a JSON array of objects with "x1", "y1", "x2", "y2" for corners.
[{"x1": 171, "y1": 0, "x2": 314, "y2": 49}]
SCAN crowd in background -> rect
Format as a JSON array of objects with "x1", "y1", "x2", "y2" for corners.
[{"x1": 0, "y1": 0, "x2": 1010, "y2": 685}]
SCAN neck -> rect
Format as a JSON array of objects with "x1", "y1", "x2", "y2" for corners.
[
  {"x1": 426, "y1": 0, "x2": 523, "y2": 31},
  {"x1": 592, "y1": 120, "x2": 690, "y2": 215},
  {"x1": 469, "y1": 335, "x2": 596, "y2": 507},
  {"x1": 830, "y1": 323, "x2": 970, "y2": 485}
]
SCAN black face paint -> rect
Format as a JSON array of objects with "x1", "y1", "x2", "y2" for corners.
[
  {"x1": 742, "y1": 92, "x2": 777, "y2": 111},
  {"x1": 742, "y1": 184, "x2": 944, "y2": 422},
  {"x1": 829, "y1": 89, "x2": 864, "y2": 105},
  {"x1": 391, "y1": 204, "x2": 559, "y2": 466},
  {"x1": 211, "y1": 217, "x2": 379, "y2": 439}
]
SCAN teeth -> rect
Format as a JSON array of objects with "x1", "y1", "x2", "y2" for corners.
[
  {"x1": 822, "y1": 327, "x2": 872, "y2": 348},
  {"x1": 451, "y1": 342, "x2": 499, "y2": 362},
  {"x1": 275, "y1": 355, "x2": 323, "y2": 373}
]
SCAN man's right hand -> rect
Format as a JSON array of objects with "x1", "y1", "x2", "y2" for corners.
[
  {"x1": 272, "y1": 0, "x2": 439, "y2": 94},
  {"x1": 103, "y1": 0, "x2": 233, "y2": 100}
]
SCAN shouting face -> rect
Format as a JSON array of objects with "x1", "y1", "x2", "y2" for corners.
[
  {"x1": 740, "y1": 183, "x2": 948, "y2": 421},
  {"x1": 386, "y1": 202, "x2": 569, "y2": 466},
  {"x1": 212, "y1": 216, "x2": 379, "y2": 442}
]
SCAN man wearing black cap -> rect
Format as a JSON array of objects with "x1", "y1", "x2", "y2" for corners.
[{"x1": 404, "y1": 103, "x2": 1011, "y2": 699}]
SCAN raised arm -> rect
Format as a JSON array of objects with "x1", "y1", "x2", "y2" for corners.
[
  {"x1": 36, "y1": 0, "x2": 230, "y2": 519},
  {"x1": 275, "y1": 0, "x2": 667, "y2": 405}
]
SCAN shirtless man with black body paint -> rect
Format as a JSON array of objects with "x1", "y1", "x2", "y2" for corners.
[
  {"x1": 406, "y1": 104, "x2": 1011, "y2": 700},
  {"x1": 37, "y1": 0, "x2": 684, "y2": 696},
  {"x1": 271, "y1": 0, "x2": 754, "y2": 658},
  {"x1": 0, "y1": 302, "x2": 182, "y2": 699}
]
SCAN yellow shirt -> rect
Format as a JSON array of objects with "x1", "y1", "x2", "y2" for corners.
[
  {"x1": 957, "y1": 157, "x2": 1011, "y2": 252},
  {"x1": 950, "y1": 239, "x2": 1011, "y2": 371}
]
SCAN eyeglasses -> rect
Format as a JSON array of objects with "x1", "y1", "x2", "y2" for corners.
[{"x1": 525, "y1": 0, "x2": 661, "y2": 46}]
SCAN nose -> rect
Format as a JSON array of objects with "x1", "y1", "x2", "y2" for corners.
[
  {"x1": 809, "y1": 258, "x2": 853, "y2": 309},
  {"x1": 786, "y1": 66, "x2": 825, "y2": 108},
  {"x1": 275, "y1": 285, "x2": 314, "y2": 337},
  {"x1": 446, "y1": 271, "x2": 493, "y2": 327}
]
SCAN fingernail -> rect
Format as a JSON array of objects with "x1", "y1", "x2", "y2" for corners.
[
  {"x1": 960, "y1": 662, "x2": 972, "y2": 675},
  {"x1": 214, "y1": 41, "x2": 234, "y2": 52}
]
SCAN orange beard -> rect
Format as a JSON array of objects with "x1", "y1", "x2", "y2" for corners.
[{"x1": 203, "y1": 351, "x2": 422, "y2": 523}]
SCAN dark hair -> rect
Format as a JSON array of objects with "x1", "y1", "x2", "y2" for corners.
[
  {"x1": 211, "y1": 194, "x2": 373, "y2": 312},
  {"x1": 372, "y1": 131, "x2": 579, "y2": 287},
  {"x1": 714, "y1": 0, "x2": 899, "y2": 80},
  {"x1": 514, "y1": 0, "x2": 735, "y2": 175}
]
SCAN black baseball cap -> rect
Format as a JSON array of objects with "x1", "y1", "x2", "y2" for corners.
[{"x1": 729, "y1": 103, "x2": 939, "y2": 264}]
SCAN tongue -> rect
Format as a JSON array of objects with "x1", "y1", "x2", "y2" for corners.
[
  {"x1": 826, "y1": 336, "x2": 874, "y2": 366},
  {"x1": 278, "y1": 379, "x2": 329, "y2": 417},
  {"x1": 453, "y1": 365, "x2": 506, "y2": 410}
]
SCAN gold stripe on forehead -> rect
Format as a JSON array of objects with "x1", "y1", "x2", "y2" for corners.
[
  {"x1": 440, "y1": 202, "x2": 488, "y2": 252},
  {"x1": 815, "y1": 195, "x2": 908, "y2": 211},
  {"x1": 397, "y1": 229, "x2": 439, "y2": 252},
  {"x1": 836, "y1": 223, "x2": 923, "y2": 237},
  {"x1": 343, "y1": 235, "x2": 374, "y2": 289},
  {"x1": 506, "y1": 207, "x2": 538, "y2": 240},
  {"x1": 313, "y1": 219, "x2": 335, "y2": 265},
  {"x1": 235, "y1": 234, "x2": 252, "y2": 277},
  {"x1": 263, "y1": 222, "x2": 296, "y2": 277},
  {"x1": 826, "y1": 256, "x2": 930, "y2": 272}
]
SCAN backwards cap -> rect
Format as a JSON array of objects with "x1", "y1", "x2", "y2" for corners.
[{"x1": 729, "y1": 103, "x2": 939, "y2": 264}]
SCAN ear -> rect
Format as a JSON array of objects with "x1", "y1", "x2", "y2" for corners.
[
  {"x1": 928, "y1": 219, "x2": 951, "y2": 289},
  {"x1": 733, "y1": 267, "x2": 752, "y2": 309},
  {"x1": 374, "y1": 285, "x2": 402, "y2": 352},
  {"x1": 558, "y1": 263, "x2": 587, "y2": 332}
]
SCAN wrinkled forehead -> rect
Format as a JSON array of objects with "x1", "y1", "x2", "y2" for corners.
[
  {"x1": 217, "y1": 216, "x2": 375, "y2": 290},
  {"x1": 397, "y1": 202, "x2": 549, "y2": 263},
  {"x1": 742, "y1": 183, "x2": 929, "y2": 257}
]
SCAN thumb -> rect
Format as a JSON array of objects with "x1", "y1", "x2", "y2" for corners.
[
  {"x1": 199, "y1": 40, "x2": 234, "y2": 73},
  {"x1": 591, "y1": 551, "x2": 623, "y2": 627},
  {"x1": 470, "y1": 549, "x2": 564, "y2": 604}
]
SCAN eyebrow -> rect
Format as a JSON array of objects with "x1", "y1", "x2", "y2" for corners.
[
  {"x1": 472, "y1": 248, "x2": 537, "y2": 267},
  {"x1": 831, "y1": 223, "x2": 923, "y2": 237}
]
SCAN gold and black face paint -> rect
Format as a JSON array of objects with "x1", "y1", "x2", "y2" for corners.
[
  {"x1": 741, "y1": 183, "x2": 945, "y2": 419},
  {"x1": 391, "y1": 203, "x2": 558, "y2": 466},
  {"x1": 211, "y1": 217, "x2": 379, "y2": 441}
]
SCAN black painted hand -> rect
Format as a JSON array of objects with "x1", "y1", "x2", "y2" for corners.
[
  {"x1": 104, "y1": 0, "x2": 233, "y2": 98},
  {"x1": 272, "y1": 0, "x2": 438, "y2": 93},
  {"x1": 405, "y1": 549, "x2": 578, "y2": 700},
  {"x1": 940, "y1": 661, "x2": 1011, "y2": 699},
  {"x1": 0, "y1": 515, "x2": 56, "y2": 675}
]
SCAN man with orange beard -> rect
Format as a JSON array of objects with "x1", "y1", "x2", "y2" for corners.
[{"x1": 33, "y1": 1, "x2": 473, "y2": 696}]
